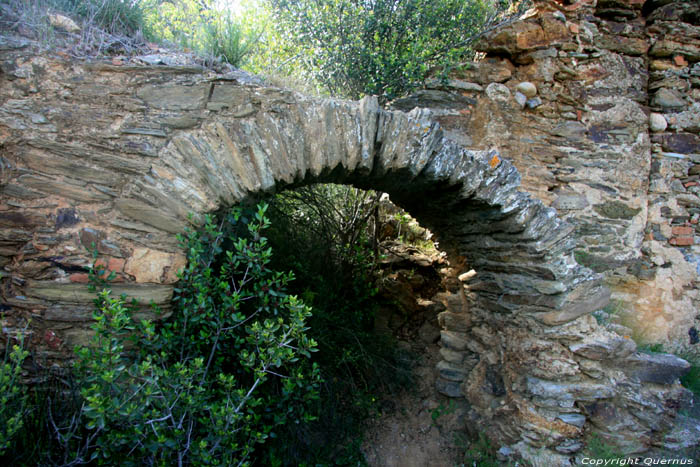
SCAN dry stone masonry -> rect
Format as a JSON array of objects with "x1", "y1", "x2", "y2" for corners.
[
  {"x1": 393, "y1": 0, "x2": 700, "y2": 359},
  {"x1": 0, "y1": 0, "x2": 698, "y2": 464}
]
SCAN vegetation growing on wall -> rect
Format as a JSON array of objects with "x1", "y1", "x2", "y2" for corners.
[
  {"x1": 1, "y1": 205, "x2": 323, "y2": 465},
  {"x1": 0, "y1": 194, "x2": 425, "y2": 465},
  {"x1": 1, "y1": 0, "x2": 530, "y2": 96}
]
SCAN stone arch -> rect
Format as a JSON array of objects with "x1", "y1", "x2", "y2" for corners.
[{"x1": 0, "y1": 53, "x2": 691, "y2": 463}]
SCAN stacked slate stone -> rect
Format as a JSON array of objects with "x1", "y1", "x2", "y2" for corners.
[
  {"x1": 1, "y1": 1, "x2": 699, "y2": 465},
  {"x1": 391, "y1": 0, "x2": 700, "y2": 373}
]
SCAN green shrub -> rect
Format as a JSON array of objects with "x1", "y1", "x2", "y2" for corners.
[
  {"x1": 71, "y1": 203, "x2": 320, "y2": 465},
  {"x1": 0, "y1": 333, "x2": 29, "y2": 456},
  {"x1": 460, "y1": 431, "x2": 500, "y2": 467},
  {"x1": 51, "y1": 0, "x2": 147, "y2": 36},
  {"x1": 584, "y1": 434, "x2": 622, "y2": 460},
  {"x1": 204, "y1": 12, "x2": 261, "y2": 66},
  {"x1": 681, "y1": 363, "x2": 700, "y2": 399},
  {"x1": 266, "y1": 0, "x2": 524, "y2": 99},
  {"x1": 140, "y1": 0, "x2": 261, "y2": 66},
  {"x1": 83, "y1": 0, "x2": 146, "y2": 36},
  {"x1": 261, "y1": 185, "x2": 414, "y2": 464}
]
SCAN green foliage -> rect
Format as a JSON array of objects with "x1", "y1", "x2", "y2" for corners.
[
  {"x1": 236, "y1": 0, "x2": 320, "y2": 94},
  {"x1": 71, "y1": 203, "x2": 320, "y2": 465},
  {"x1": 681, "y1": 363, "x2": 700, "y2": 399},
  {"x1": 430, "y1": 400, "x2": 456, "y2": 425},
  {"x1": 460, "y1": 431, "x2": 500, "y2": 467},
  {"x1": 262, "y1": 185, "x2": 413, "y2": 464},
  {"x1": 48, "y1": 0, "x2": 147, "y2": 36},
  {"x1": 204, "y1": 12, "x2": 262, "y2": 65},
  {"x1": 584, "y1": 434, "x2": 622, "y2": 461},
  {"x1": 140, "y1": 0, "x2": 260, "y2": 66},
  {"x1": 638, "y1": 342, "x2": 665, "y2": 354},
  {"x1": 0, "y1": 333, "x2": 29, "y2": 456},
  {"x1": 265, "y1": 0, "x2": 517, "y2": 99},
  {"x1": 80, "y1": 0, "x2": 146, "y2": 36}
]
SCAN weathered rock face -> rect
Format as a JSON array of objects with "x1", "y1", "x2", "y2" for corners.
[
  {"x1": 0, "y1": 1, "x2": 696, "y2": 464},
  {"x1": 393, "y1": 0, "x2": 700, "y2": 360}
]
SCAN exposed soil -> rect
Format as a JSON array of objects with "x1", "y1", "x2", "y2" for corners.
[
  {"x1": 360, "y1": 339, "x2": 468, "y2": 467},
  {"x1": 361, "y1": 242, "x2": 470, "y2": 467}
]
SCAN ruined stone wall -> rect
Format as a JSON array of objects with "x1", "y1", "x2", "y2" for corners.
[
  {"x1": 1, "y1": 2, "x2": 699, "y2": 464},
  {"x1": 393, "y1": 0, "x2": 700, "y2": 355}
]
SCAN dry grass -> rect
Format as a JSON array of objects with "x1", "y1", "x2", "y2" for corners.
[{"x1": 0, "y1": 0, "x2": 151, "y2": 58}]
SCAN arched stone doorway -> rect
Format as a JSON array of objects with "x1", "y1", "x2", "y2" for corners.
[{"x1": 0, "y1": 53, "x2": 691, "y2": 463}]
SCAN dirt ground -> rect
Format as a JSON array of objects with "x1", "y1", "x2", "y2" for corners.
[{"x1": 360, "y1": 338, "x2": 470, "y2": 467}]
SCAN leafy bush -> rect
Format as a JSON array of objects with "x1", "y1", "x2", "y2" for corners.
[
  {"x1": 0, "y1": 333, "x2": 28, "y2": 456},
  {"x1": 79, "y1": 0, "x2": 146, "y2": 36},
  {"x1": 584, "y1": 434, "x2": 622, "y2": 461},
  {"x1": 681, "y1": 362, "x2": 700, "y2": 399},
  {"x1": 265, "y1": 0, "x2": 520, "y2": 99},
  {"x1": 459, "y1": 431, "x2": 500, "y2": 467},
  {"x1": 262, "y1": 185, "x2": 414, "y2": 464},
  {"x1": 204, "y1": 12, "x2": 262, "y2": 66},
  {"x1": 141, "y1": 0, "x2": 260, "y2": 67},
  {"x1": 47, "y1": 0, "x2": 147, "y2": 36},
  {"x1": 69, "y1": 203, "x2": 320, "y2": 465}
]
